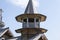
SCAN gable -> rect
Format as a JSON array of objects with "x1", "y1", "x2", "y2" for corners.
[
  {"x1": 38, "y1": 34, "x2": 48, "y2": 40},
  {"x1": 0, "y1": 28, "x2": 8, "y2": 37},
  {"x1": 29, "y1": 34, "x2": 47, "y2": 40},
  {"x1": 0, "y1": 28, "x2": 13, "y2": 38}
]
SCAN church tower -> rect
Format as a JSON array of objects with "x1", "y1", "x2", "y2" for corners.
[
  {"x1": 15, "y1": 0, "x2": 48, "y2": 40},
  {"x1": 0, "y1": 9, "x2": 5, "y2": 28},
  {"x1": 0, "y1": 9, "x2": 13, "y2": 40}
]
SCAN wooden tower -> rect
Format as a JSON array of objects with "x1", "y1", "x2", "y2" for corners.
[
  {"x1": 0, "y1": 9, "x2": 13, "y2": 40},
  {"x1": 15, "y1": 0, "x2": 48, "y2": 40},
  {"x1": 0, "y1": 9, "x2": 5, "y2": 28}
]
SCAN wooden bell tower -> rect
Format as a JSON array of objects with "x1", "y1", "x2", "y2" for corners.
[{"x1": 15, "y1": 0, "x2": 48, "y2": 40}]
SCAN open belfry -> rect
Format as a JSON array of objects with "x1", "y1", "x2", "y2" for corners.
[{"x1": 15, "y1": 0, "x2": 48, "y2": 40}]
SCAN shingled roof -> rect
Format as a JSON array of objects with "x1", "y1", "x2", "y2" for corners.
[{"x1": 0, "y1": 27, "x2": 13, "y2": 38}]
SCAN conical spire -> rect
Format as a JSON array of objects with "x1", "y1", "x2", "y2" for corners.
[{"x1": 24, "y1": 0, "x2": 34, "y2": 14}]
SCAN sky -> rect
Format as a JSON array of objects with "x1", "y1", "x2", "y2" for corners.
[{"x1": 0, "y1": 0, "x2": 60, "y2": 40}]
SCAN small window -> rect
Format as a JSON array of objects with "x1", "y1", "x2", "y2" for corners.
[
  {"x1": 23, "y1": 18, "x2": 34, "y2": 22},
  {"x1": 2, "y1": 38, "x2": 5, "y2": 40},
  {"x1": 28, "y1": 18, "x2": 34, "y2": 22},
  {"x1": 23, "y1": 19, "x2": 27, "y2": 22},
  {"x1": 23, "y1": 18, "x2": 39, "y2": 22},
  {"x1": 2, "y1": 39, "x2": 4, "y2": 40},
  {"x1": 36, "y1": 19, "x2": 39, "y2": 22}
]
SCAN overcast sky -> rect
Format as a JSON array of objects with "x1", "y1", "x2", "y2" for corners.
[{"x1": 0, "y1": 0, "x2": 60, "y2": 40}]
